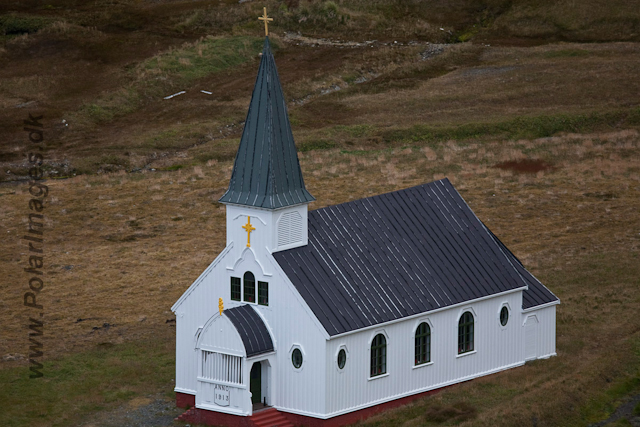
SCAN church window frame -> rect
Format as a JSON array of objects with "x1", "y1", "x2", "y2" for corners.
[
  {"x1": 258, "y1": 281, "x2": 269, "y2": 306},
  {"x1": 370, "y1": 333, "x2": 387, "y2": 378},
  {"x1": 230, "y1": 277, "x2": 241, "y2": 301},
  {"x1": 500, "y1": 305, "x2": 509, "y2": 327},
  {"x1": 335, "y1": 345, "x2": 349, "y2": 372},
  {"x1": 243, "y1": 271, "x2": 256, "y2": 303},
  {"x1": 414, "y1": 322, "x2": 431, "y2": 366},
  {"x1": 337, "y1": 349, "x2": 346, "y2": 369},
  {"x1": 289, "y1": 344, "x2": 305, "y2": 371},
  {"x1": 458, "y1": 311, "x2": 475, "y2": 355}
]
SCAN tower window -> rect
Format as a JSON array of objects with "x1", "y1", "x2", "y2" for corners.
[
  {"x1": 258, "y1": 281, "x2": 269, "y2": 306},
  {"x1": 230, "y1": 277, "x2": 241, "y2": 301},
  {"x1": 243, "y1": 272, "x2": 255, "y2": 303}
]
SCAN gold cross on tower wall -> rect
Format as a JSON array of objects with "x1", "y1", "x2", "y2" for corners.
[
  {"x1": 258, "y1": 7, "x2": 273, "y2": 36},
  {"x1": 242, "y1": 216, "x2": 256, "y2": 247}
]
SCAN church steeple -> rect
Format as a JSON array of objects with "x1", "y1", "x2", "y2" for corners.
[{"x1": 219, "y1": 37, "x2": 315, "y2": 210}]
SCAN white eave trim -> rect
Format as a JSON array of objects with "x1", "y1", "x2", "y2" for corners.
[
  {"x1": 328, "y1": 286, "x2": 527, "y2": 340},
  {"x1": 171, "y1": 242, "x2": 234, "y2": 312},
  {"x1": 220, "y1": 201, "x2": 310, "y2": 212},
  {"x1": 246, "y1": 350, "x2": 276, "y2": 361},
  {"x1": 522, "y1": 299, "x2": 561, "y2": 313}
]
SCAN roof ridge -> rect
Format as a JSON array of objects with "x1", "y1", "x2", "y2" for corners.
[{"x1": 310, "y1": 178, "x2": 450, "y2": 214}]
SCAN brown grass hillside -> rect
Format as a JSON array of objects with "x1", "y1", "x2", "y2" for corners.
[{"x1": 1, "y1": 1, "x2": 640, "y2": 426}]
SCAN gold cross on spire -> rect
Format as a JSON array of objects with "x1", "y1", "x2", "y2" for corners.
[
  {"x1": 258, "y1": 7, "x2": 273, "y2": 36},
  {"x1": 242, "y1": 216, "x2": 256, "y2": 247}
]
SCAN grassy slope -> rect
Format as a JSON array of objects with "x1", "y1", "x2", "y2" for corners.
[
  {"x1": 2, "y1": 131, "x2": 639, "y2": 427},
  {"x1": 0, "y1": 338, "x2": 175, "y2": 427},
  {"x1": 1, "y1": 1, "x2": 640, "y2": 426}
]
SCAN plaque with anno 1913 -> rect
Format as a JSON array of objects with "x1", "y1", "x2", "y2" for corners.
[{"x1": 214, "y1": 384, "x2": 230, "y2": 407}]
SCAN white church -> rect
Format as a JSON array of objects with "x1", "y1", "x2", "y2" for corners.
[{"x1": 171, "y1": 34, "x2": 559, "y2": 427}]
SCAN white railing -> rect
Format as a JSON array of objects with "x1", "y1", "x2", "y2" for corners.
[{"x1": 201, "y1": 351, "x2": 242, "y2": 385}]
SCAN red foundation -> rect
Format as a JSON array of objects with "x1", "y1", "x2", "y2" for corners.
[
  {"x1": 176, "y1": 392, "x2": 195, "y2": 409},
  {"x1": 176, "y1": 386, "x2": 447, "y2": 427}
]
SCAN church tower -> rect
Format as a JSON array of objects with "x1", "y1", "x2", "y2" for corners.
[{"x1": 219, "y1": 37, "x2": 315, "y2": 254}]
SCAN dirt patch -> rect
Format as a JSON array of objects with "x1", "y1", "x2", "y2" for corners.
[
  {"x1": 493, "y1": 158, "x2": 555, "y2": 174},
  {"x1": 79, "y1": 393, "x2": 183, "y2": 427}
]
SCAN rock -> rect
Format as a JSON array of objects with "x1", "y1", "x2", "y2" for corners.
[{"x1": 3, "y1": 353, "x2": 26, "y2": 361}]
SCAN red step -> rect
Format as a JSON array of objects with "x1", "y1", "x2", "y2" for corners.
[
  {"x1": 175, "y1": 407, "x2": 199, "y2": 422},
  {"x1": 251, "y1": 408, "x2": 294, "y2": 427}
]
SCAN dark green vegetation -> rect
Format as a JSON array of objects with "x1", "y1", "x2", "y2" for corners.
[
  {"x1": 0, "y1": 13, "x2": 53, "y2": 36},
  {"x1": 382, "y1": 108, "x2": 640, "y2": 144},
  {"x1": 0, "y1": 338, "x2": 175, "y2": 427},
  {"x1": 1, "y1": 1, "x2": 639, "y2": 426}
]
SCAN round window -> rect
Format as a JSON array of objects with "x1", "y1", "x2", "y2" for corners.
[
  {"x1": 292, "y1": 348, "x2": 303, "y2": 368},
  {"x1": 337, "y1": 349, "x2": 346, "y2": 369},
  {"x1": 500, "y1": 306, "x2": 509, "y2": 326}
]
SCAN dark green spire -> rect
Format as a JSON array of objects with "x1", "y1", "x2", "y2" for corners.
[{"x1": 219, "y1": 37, "x2": 315, "y2": 209}]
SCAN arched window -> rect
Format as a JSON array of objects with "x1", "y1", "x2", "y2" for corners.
[
  {"x1": 415, "y1": 322, "x2": 431, "y2": 365},
  {"x1": 243, "y1": 272, "x2": 255, "y2": 303},
  {"x1": 458, "y1": 311, "x2": 474, "y2": 354},
  {"x1": 370, "y1": 334, "x2": 387, "y2": 377}
]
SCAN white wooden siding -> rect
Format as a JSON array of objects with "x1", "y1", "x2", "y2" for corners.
[
  {"x1": 262, "y1": 263, "x2": 327, "y2": 417},
  {"x1": 173, "y1": 204, "x2": 327, "y2": 417},
  {"x1": 522, "y1": 305, "x2": 557, "y2": 359},
  {"x1": 324, "y1": 291, "x2": 525, "y2": 417}
]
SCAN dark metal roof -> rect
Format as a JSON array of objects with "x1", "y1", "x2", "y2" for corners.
[
  {"x1": 273, "y1": 178, "x2": 558, "y2": 336},
  {"x1": 485, "y1": 227, "x2": 559, "y2": 310},
  {"x1": 219, "y1": 37, "x2": 315, "y2": 209},
  {"x1": 225, "y1": 304, "x2": 274, "y2": 357}
]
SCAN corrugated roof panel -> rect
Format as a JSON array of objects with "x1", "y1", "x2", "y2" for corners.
[
  {"x1": 225, "y1": 304, "x2": 274, "y2": 357},
  {"x1": 273, "y1": 179, "x2": 558, "y2": 336}
]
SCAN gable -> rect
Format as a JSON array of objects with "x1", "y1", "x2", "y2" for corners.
[
  {"x1": 273, "y1": 179, "x2": 539, "y2": 337},
  {"x1": 171, "y1": 243, "x2": 234, "y2": 312}
]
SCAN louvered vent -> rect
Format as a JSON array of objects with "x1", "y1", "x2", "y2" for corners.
[{"x1": 277, "y1": 211, "x2": 303, "y2": 247}]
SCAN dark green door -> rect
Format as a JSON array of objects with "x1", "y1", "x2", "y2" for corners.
[{"x1": 250, "y1": 362, "x2": 261, "y2": 404}]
